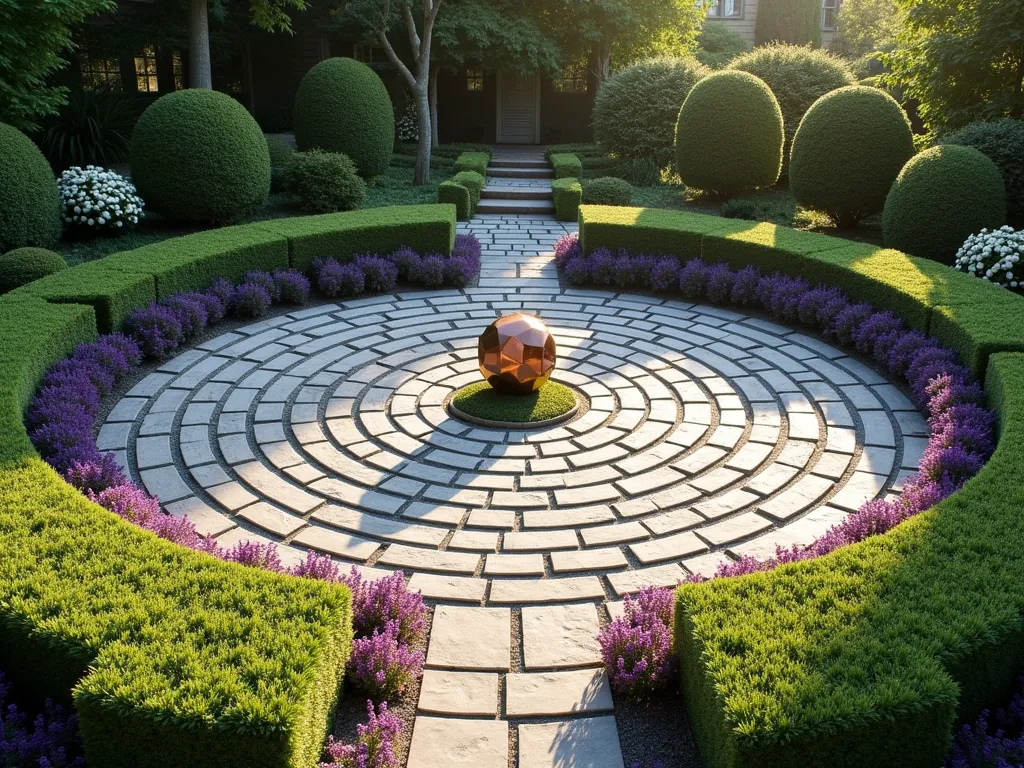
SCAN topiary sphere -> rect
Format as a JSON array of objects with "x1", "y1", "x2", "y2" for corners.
[
  {"x1": 883, "y1": 145, "x2": 1007, "y2": 264},
  {"x1": 790, "y1": 86, "x2": 915, "y2": 227},
  {"x1": 294, "y1": 58, "x2": 395, "y2": 177},
  {"x1": 0, "y1": 247, "x2": 68, "y2": 293},
  {"x1": 131, "y1": 90, "x2": 270, "y2": 222},
  {"x1": 728, "y1": 43, "x2": 856, "y2": 160},
  {"x1": 941, "y1": 119, "x2": 1024, "y2": 225},
  {"x1": 675, "y1": 71, "x2": 784, "y2": 196},
  {"x1": 592, "y1": 57, "x2": 710, "y2": 169},
  {"x1": 0, "y1": 123, "x2": 61, "y2": 253},
  {"x1": 583, "y1": 177, "x2": 634, "y2": 206}
]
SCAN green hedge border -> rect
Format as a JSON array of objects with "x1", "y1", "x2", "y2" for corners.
[
  {"x1": 550, "y1": 153, "x2": 583, "y2": 180},
  {"x1": 552, "y1": 178, "x2": 583, "y2": 222},
  {"x1": 0, "y1": 205, "x2": 457, "y2": 768},
  {"x1": 578, "y1": 204, "x2": 1024, "y2": 768},
  {"x1": 453, "y1": 150, "x2": 490, "y2": 177}
]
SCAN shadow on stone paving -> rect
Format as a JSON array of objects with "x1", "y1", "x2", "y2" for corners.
[{"x1": 614, "y1": 683, "x2": 703, "y2": 768}]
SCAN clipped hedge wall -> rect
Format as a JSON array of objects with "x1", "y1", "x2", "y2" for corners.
[
  {"x1": 552, "y1": 178, "x2": 582, "y2": 222},
  {"x1": 578, "y1": 203, "x2": 1024, "y2": 767},
  {"x1": 130, "y1": 90, "x2": 271, "y2": 222},
  {"x1": 0, "y1": 123, "x2": 61, "y2": 253},
  {"x1": 551, "y1": 153, "x2": 583, "y2": 179},
  {"x1": 294, "y1": 58, "x2": 395, "y2": 177},
  {"x1": 452, "y1": 171, "x2": 486, "y2": 215},
  {"x1": 0, "y1": 204, "x2": 457, "y2": 766},
  {"x1": 578, "y1": 205, "x2": 1024, "y2": 378},
  {"x1": 454, "y1": 151, "x2": 490, "y2": 177},
  {"x1": 438, "y1": 181, "x2": 471, "y2": 221}
]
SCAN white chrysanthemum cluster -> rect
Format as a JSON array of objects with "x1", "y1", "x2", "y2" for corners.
[
  {"x1": 396, "y1": 101, "x2": 418, "y2": 142},
  {"x1": 57, "y1": 165, "x2": 144, "y2": 234},
  {"x1": 955, "y1": 226, "x2": 1024, "y2": 289}
]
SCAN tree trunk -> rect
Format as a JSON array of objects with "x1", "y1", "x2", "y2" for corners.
[
  {"x1": 429, "y1": 69, "x2": 440, "y2": 149},
  {"x1": 595, "y1": 44, "x2": 612, "y2": 87},
  {"x1": 187, "y1": 0, "x2": 212, "y2": 89},
  {"x1": 414, "y1": 85, "x2": 432, "y2": 184}
]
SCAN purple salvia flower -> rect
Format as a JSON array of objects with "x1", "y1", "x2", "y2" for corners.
[
  {"x1": 273, "y1": 269, "x2": 312, "y2": 305},
  {"x1": 649, "y1": 258, "x2": 679, "y2": 292},
  {"x1": 354, "y1": 255, "x2": 399, "y2": 293}
]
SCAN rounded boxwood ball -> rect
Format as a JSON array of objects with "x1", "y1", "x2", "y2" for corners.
[
  {"x1": 790, "y1": 86, "x2": 915, "y2": 227},
  {"x1": 0, "y1": 123, "x2": 61, "y2": 253},
  {"x1": 675, "y1": 71, "x2": 784, "y2": 196},
  {"x1": 883, "y1": 145, "x2": 1007, "y2": 264},
  {"x1": 0, "y1": 247, "x2": 67, "y2": 293},
  {"x1": 583, "y1": 177, "x2": 634, "y2": 206},
  {"x1": 131, "y1": 90, "x2": 270, "y2": 222},
  {"x1": 294, "y1": 58, "x2": 395, "y2": 177}
]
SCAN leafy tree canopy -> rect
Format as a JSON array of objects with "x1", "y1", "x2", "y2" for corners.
[
  {"x1": 433, "y1": 0, "x2": 560, "y2": 76},
  {"x1": 0, "y1": 0, "x2": 116, "y2": 131},
  {"x1": 832, "y1": 0, "x2": 901, "y2": 59},
  {"x1": 886, "y1": 0, "x2": 1024, "y2": 133}
]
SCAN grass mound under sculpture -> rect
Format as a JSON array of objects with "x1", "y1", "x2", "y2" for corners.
[{"x1": 450, "y1": 381, "x2": 578, "y2": 424}]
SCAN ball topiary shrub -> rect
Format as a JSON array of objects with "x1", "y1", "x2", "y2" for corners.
[
  {"x1": 790, "y1": 86, "x2": 915, "y2": 227},
  {"x1": 130, "y1": 90, "x2": 270, "y2": 222},
  {"x1": 593, "y1": 57, "x2": 711, "y2": 168},
  {"x1": 728, "y1": 43, "x2": 857, "y2": 163},
  {"x1": 0, "y1": 247, "x2": 68, "y2": 293},
  {"x1": 941, "y1": 119, "x2": 1024, "y2": 225},
  {"x1": 675, "y1": 70, "x2": 784, "y2": 196},
  {"x1": 294, "y1": 58, "x2": 395, "y2": 178},
  {"x1": 282, "y1": 149, "x2": 366, "y2": 214},
  {"x1": 583, "y1": 177, "x2": 634, "y2": 206},
  {"x1": 883, "y1": 145, "x2": 1008, "y2": 264},
  {"x1": 0, "y1": 123, "x2": 61, "y2": 253}
]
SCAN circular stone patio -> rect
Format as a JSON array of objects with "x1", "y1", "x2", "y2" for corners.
[{"x1": 99, "y1": 214, "x2": 928, "y2": 768}]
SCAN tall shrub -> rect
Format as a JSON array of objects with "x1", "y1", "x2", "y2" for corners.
[
  {"x1": 0, "y1": 122, "x2": 61, "y2": 252},
  {"x1": 592, "y1": 57, "x2": 710, "y2": 168},
  {"x1": 294, "y1": 58, "x2": 395, "y2": 178},
  {"x1": 941, "y1": 119, "x2": 1024, "y2": 225},
  {"x1": 790, "y1": 86, "x2": 915, "y2": 226},
  {"x1": 675, "y1": 70, "x2": 784, "y2": 196},
  {"x1": 754, "y1": 0, "x2": 823, "y2": 46},
  {"x1": 130, "y1": 89, "x2": 270, "y2": 222}
]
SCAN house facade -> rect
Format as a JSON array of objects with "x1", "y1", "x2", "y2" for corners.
[{"x1": 704, "y1": 0, "x2": 843, "y2": 46}]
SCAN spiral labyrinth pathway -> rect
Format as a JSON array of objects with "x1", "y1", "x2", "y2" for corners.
[{"x1": 102, "y1": 214, "x2": 927, "y2": 768}]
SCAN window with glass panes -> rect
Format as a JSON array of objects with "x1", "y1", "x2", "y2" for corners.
[
  {"x1": 553, "y1": 62, "x2": 587, "y2": 93},
  {"x1": 706, "y1": 0, "x2": 742, "y2": 18},
  {"x1": 821, "y1": 0, "x2": 842, "y2": 29},
  {"x1": 82, "y1": 53, "x2": 122, "y2": 91},
  {"x1": 172, "y1": 52, "x2": 184, "y2": 90},
  {"x1": 466, "y1": 69, "x2": 484, "y2": 91},
  {"x1": 135, "y1": 46, "x2": 158, "y2": 92}
]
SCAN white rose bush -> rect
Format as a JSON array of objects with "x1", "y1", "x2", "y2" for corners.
[
  {"x1": 955, "y1": 226, "x2": 1024, "y2": 290},
  {"x1": 58, "y1": 166, "x2": 145, "y2": 235},
  {"x1": 396, "y1": 100, "x2": 418, "y2": 142}
]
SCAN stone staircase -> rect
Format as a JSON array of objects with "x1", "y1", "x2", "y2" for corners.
[{"x1": 477, "y1": 148, "x2": 555, "y2": 215}]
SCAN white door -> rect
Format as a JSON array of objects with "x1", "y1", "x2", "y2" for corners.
[{"x1": 498, "y1": 73, "x2": 538, "y2": 144}]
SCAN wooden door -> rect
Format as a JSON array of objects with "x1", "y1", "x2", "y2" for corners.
[{"x1": 498, "y1": 73, "x2": 538, "y2": 144}]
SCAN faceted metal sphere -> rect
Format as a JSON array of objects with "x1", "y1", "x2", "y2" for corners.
[{"x1": 478, "y1": 314, "x2": 557, "y2": 395}]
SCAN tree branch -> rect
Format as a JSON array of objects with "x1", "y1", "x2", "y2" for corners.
[
  {"x1": 404, "y1": 4, "x2": 421, "y2": 62},
  {"x1": 377, "y1": 28, "x2": 417, "y2": 91}
]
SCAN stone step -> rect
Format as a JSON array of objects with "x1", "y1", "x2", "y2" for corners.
[
  {"x1": 487, "y1": 158, "x2": 549, "y2": 169},
  {"x1": 487, "y1": 166, "x2": 554, "y2": 179},
  {"x1": 477, "y1": 199, "x2": 555, "y2": 214},
  {"x1": 480, "y1": 186, "x2": 552, "y2": 201}
]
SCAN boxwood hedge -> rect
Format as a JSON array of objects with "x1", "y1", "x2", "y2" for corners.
[
  {"x1": 552, "y1": 178, "x2": 582, "y2": 222},
  {"x1": 551, "y1": 153, "x2": 583, "y2": 179},
  {"x1": 577, "y1": 203, "x2": 1024, "y2": 766},
  {"x1": 0, "y1": 204, "x2": 456, "y2": 767}
]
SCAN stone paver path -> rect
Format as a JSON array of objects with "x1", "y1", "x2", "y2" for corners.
[{"x1": 104, "y1": 211, "x2": 926, "y2": 767}]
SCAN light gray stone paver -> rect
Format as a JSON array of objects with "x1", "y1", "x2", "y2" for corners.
[
  {"x1": 407, "y1": 718, "x2": 508, "y2": 768},
  {"x1": 506, "y1": 669, "x2": 614, "y2": 716},
  {"x1": 427, "y1": 606, "x2": 511, "y2": 671},
  {"x1": 518, "y1": 716, "x2": 624, "y2": 768},
  {"x1": 417, "y1": 670, "x2": 498, "y2": 715},
  {"x1": 522, "y1": 603, "x2": 603, "y2": 669}
]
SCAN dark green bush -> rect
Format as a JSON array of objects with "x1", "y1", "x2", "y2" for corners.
[
  {"x1": 754, "y1": 0, "x2": 823, "y2": 46},
  {"x1": 883, "y1": 145, "x2": 1007, "y2": 264},
  {"x1": 593, "y1": 57, "x2": 711, "y2": 168},
  {"x1": 36, "y1": 90, "x2": 142, "y2": 171},
  {"x1": 729, "y1": 44, "x2": 857, "y2": 162},
  {"x1": 790, "y1": 86, "x2": 915, "y2": 226},
  {"x1": 941, "y1": 119, "x2": 1024, "y2": 225},
  {"x1": 612, "y1": 158, "x2": 662, "y2": 186},
  {"x1": 282, "y1": 150, "x2": 366, "y2": 214},
  {"x1": 130, "y1": 90, "x2": 270, "y2": 223},
  {"x1": 0, "y1": 123, "x2": 61, "y2": 253},
  {"x1": 293, "y1": 58, "x2": 394, "y2": 177},
  {"x1": 266, "y1": 136, "x2": 294, "y2": 193},
  {"x1": 675, "y1": 70, "x2": 784, "y2": 196},
  {"x1": 438, "y1": 181, "x2": 471, "y2": 221},
  {"x1": 583, "y1": 177, "x2": 634, "y2": 206},
  {"x1": 0, "y1": 248, "x2": 67, "y2": 293},
  {"x1": 453, "y1": 151, "x2": 489, "y2": 176},
  {"x1": 552, "y1": 178, "x2": 582, "y2": 222},
  {"x1": 452, "y1": 170, "x2": 485, "y2": 214},
  {"x1": 696, "y1": 23, "x2": 752, "y2": 69},
  {"x1": 551, "y1": 153, "x2": 583, "y2": 179}
]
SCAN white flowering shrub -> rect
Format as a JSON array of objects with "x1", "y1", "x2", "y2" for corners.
[
  {"x1": 955, "y1": 226, "x2": 1024, "y2": 289},
  {"x1": 396, "y1": 100, "x2": 418, "y2": 142},
  {"x1": 58, "y1": 165, "x2": 144, "y2": 235}
]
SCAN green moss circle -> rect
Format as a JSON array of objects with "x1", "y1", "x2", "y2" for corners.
[
  {"x1": 293, "y1": 58, "x2": 395, "y2": 177},
  {"x1": 450, "y1": 381, "x2": 578, "y2": 425}
]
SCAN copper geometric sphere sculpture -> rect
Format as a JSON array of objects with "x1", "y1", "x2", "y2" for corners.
[{"x1": 478, "y1": 313, "x2": 557, "y2": 395}]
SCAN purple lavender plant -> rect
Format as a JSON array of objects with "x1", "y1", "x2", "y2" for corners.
[
  {"x1": 315, "y1": 259, "x2": 366, "y2": 299},
  {"x1": 389, "y1": 246, "x2": 421, "y2": 280},
  {"x1": 63, "y1": 454, "x2": 127, "y2": 495},
  {"x1": 232, "y1": 282, "x2": 272, "y2": 318},
  {"x1": 553, "y1": 232, "x2": 581, "y2": 268},
  {"x1": 946, "y1": 675, "x2": 1024, "y2": 768},
  {"x1": 206, "y1": 277, "x2": 235, "y2": 309},
  {"x1": 243, "y1": 270, "x2": 281, "y2": 302},
  {"x1": 563, "y1": 255, "x2": 592, "y2": 286},
  {"x1": 0, "y1": 670, "x2": 85, "y2": 767},
  {"x1": 442, "y1": 252, "x2": 479, "y2": 288},
  {"x1": 705, "y1": 262, "x2": 735, "y2": 304},
  {"x1": 341, "y1": 569, "x2": 427, "y2": 645},
  {"x1": 319, "y1": 700, "x2": 401, "y2": 768},
  {"x1": 599, "y1": 587, "x2": 675, "y2": 698},
  {"x1": 124, "y1": 302, "x2": 185, "y2": 359},
  {"x1": 162, "y1": 293, "x2": 210, "y2": 339},
  {"x1": 354, "y1": 255, "x2": 399, "y2": 293},
  {"x1": 348, "y1": 621, "x2": 424, "y2": 701},
  {"x1": 274, "y1": 269, "x2": 312, "y2": 305},
  {"x1": 411, "y1": 255, "x2": 446, "y2": 288},
  {"x1": 452, "y1": 233, "x2": 482, "y2": 262},
  {"x1": 649, "y1": 258, "x2": 679, "y2": 293},
  {"x1": 589, "y1": 247, "x2": 616, "y2": 285}
]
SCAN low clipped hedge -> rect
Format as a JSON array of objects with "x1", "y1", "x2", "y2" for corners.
[
  {"x1": 452, "y1": 171, "x2": 486, "y2": 215},
  {"x1": 583, "y1": 177, "x2": 633, "y2": 206},
  {"x1": 552, "y1": 178, "x2": 582, "y2": 222},
  {"x1": 0, "y1": 248, "x2": 67, "y2": 293},
  {"x1": 578, "y1": 203, "x2": 1024, "y2": 767},
  {"x1": 293, "y1": 58, "x2": 394, "y2": 177},
  {"x1": 551, "y1": 153, "x2": 583, "y2": 179},
  {"x1": 0, "y1": 204, "x2": 457, "y2": 766},
  {"x1": 454, "y1": 151, "x2": 490, "y2": 177},
  {"x1": 438, "y1": 181, "x2": 471, "y2": 221}
]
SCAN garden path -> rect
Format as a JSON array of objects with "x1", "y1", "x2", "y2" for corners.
[{"x1": 103, "y1": 212, "x2": 925, "y2": 768}]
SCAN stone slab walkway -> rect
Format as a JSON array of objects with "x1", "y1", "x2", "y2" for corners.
[{"x1": 103, "y1": 212, "x2": 925, "y2": 768}]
